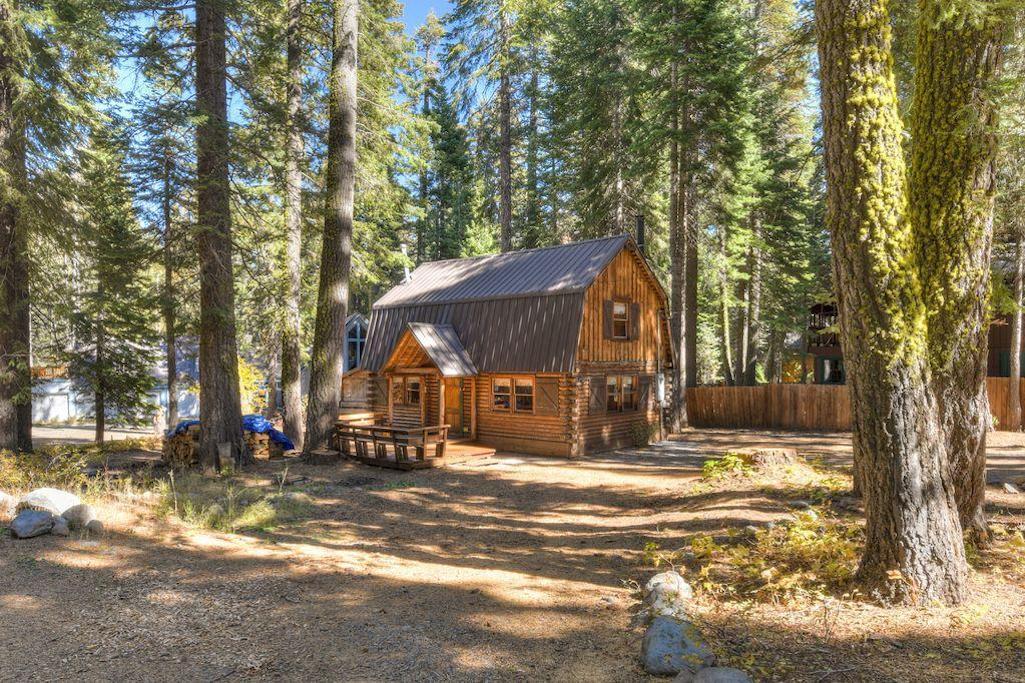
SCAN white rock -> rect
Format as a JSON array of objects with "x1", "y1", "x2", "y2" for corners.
[
  {"x1": 10, "y1": 509, "x2": 55, "y2": 538},
  {"x1": 17, "y1": 488, "x2": 81, "y2": 517},
  {"x1": 676, "y1": 667, "x2": 753, "y2": 683},
  {"x1": 641, "y1": 616, "x2": 715, "y2": 676},
  {"x1": 0, "y1": 491, "x2": 16, "y2": 520},
  {"x1": 644, "y1": 571, "x2": 694, "y2": 619},
  {"x1": 1003, "y1": 482, "x2": 1021, "y2": 495}
]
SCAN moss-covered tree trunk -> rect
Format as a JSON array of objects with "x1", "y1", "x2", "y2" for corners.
[
  {"x1": 304, "y1": 0, "x2": 356, "y2": 453},
  {"x1": 196, "y1": 0, "x2": 245, "y2": 469},
  {"x1": 816, "y1": 0, "x2": 968, "y2": 604},
  {"x1": 908, "y1": 1, "x2": 1004, "y2": 541}
]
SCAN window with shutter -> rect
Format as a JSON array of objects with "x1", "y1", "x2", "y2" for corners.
[
  {"x1": 373, "y1": 377, "x2": 388, "y2": 406},
  {"x1": 536, "y1": 377, "x2": 560, "y2": 415},
  {"x1": 638, "y1": 376, "x2": 651, "y2": 410}
]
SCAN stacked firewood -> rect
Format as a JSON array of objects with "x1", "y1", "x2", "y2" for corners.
[
  {"x1": 245, "y1": 432, "x2": 272, "y2": 460},
  {"x1": 162, "y1": 424, "x2": 199, "y2": 468}
]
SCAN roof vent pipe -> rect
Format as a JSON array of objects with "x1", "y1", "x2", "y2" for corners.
[
  {"x1": 635, "y1": 214, "x2": 646, "y2": 255},
  {"x1": 399, "y1": 243, "x2": 411, "y2": 283}
]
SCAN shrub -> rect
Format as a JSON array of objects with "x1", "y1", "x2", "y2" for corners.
[
  {"x1": 701, "y1": 452, "x2": 754, "y2": 481},
  {"x1": 156, "y1": 472, "x2": 314, "y2": 533},
  {"x1": 630, "y1": 421, "x2": 658, "y2": 447}
]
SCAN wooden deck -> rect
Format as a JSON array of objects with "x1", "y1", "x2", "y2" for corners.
[
  {"x1": 335, "y1": 418, "x2": 496, "y2": 471},
  {"x1": 345, "y1": 438, "x2": 495, "y2": 470}
]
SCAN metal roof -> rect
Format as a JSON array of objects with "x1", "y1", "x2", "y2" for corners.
[
  {"x1": 363, "y1": 235, "x2": 660, "y2": 374},
  {"x1": 406, "y1": 322, "x2": 478, "y2": 377},
  {"x1": 373, "y1": 234, "x2": 631, "y2": 309}
]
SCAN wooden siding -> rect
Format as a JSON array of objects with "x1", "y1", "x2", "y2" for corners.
[
  {"x1": 473, "y1": 373, "x2": 576, "y2": 455},
  {"x1": 687, "y1": 379, "x2": 1025, "y2": 432},
  {"x1": 577, "y1": 248, "x2": 666, "y2": 372},
  {"x1": 576, "y1": 364, "x2": 660, "y2": 452}
]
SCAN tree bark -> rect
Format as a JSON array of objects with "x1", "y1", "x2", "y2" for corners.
[
  {"x1": 908, "y1": 0, "x2": 1004, "y2": 541},
  {"x1": 162, "y1": 150, "x2": 178, "y2": 430},
  {"x1": 668, "y1": 132, "x2": 686, "y2": 432},
  {"x1": 743, "y1": 220, "x2": 762, "y2": 385},
  {"x1": 0, "y1": 3, "x2": 31, "y2": 452},
  {"x1": 94, "y1": 293, "x2": 105, "y2": 444},
  {"x1": 195, "y1": 0, "x2": 245, "y2": 470},
  {"x1": 1010, "y1": 235, "x2": 1024, "y2": 432},
  {"x1": 497, "y1": 10, "x2": 512, "y2": 252},
  {"x1": 304, "y1": 0, "x2": 356, "y2": 453},
  {"x1": 816, "y1": 0, "x2": 968, "y2": 604},
  {"x1": 281, "y1": 0, "x2": 305, "y2": 451}
]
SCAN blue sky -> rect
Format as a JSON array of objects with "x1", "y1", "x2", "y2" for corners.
[{"x1": 400, "y1": 0, "x2": 451, "y2": 36}]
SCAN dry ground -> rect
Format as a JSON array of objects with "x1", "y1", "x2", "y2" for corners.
[{"x1": 0, "y1": 430, "x2": 1024, "y2": 681}]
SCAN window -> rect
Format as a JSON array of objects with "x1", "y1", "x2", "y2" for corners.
[
  {"x1": 514, "y1": 378, "x2": 534, "y2": 412},
  {"x1": 612, "y1": 301, "x2": 629, "y2": 339},
  {"x1": 492, "y1": 377, "x2": 534, "y2": 413},
  {"x1": 606, "y1": 376, "x2": 621, "y2": 412},
  {"x1": 345, "y1": 320, "x2": 366, "y2": 371},
  {"x1": 606, "y1": 374, "x2": 639, "y2": 412},
  {"x1": 819, "y1": 358, "x2": 845, "y2": 385},
  {"x1": 493, "y1": 378, "x2": 511, "y2": 411},
  {"x1": 395, "y1": 376, "x2": 421, "y2": 405}
]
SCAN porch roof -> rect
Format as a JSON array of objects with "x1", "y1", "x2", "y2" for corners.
[{"x1": 403, "y1": 322, "x2": 478, "y2": 377}]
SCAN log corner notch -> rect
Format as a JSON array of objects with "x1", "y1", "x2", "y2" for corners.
[{"x1": 815, "y1": 0, "x2": 1007, "y2": 605}]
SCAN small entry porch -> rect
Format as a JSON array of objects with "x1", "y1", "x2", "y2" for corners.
[{"x1": 335, "y1": 321, "x2": 490, "y2": 469}]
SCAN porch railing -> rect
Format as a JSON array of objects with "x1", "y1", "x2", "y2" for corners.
[{"x1": 335, "y1": 421, "x2": 450, "y2": 466}]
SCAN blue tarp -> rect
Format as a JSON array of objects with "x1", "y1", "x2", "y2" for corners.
[
  {"x1": 167, "y1": 416, "x2": 296, "y2": 452},
  {"x1": 242, "y1": 414, "x2": 296, "y2": 451},
  {"x1": 168, "y1": 419, "x2": 200, "y2": 437}
]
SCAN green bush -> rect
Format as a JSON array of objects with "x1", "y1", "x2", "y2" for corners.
[
  {"x1": 701, "y1": 452, "x2": 754, "y2": 480},
  {"x1": 156, "y1": 472, "x2": 314, "y2": 533}
]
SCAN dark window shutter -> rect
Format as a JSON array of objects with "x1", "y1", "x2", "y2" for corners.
[
  {"x1": 588, "y1": 375, "x2": 606, "y2": 414},
  {"x1": 391, "y1": 378, "x2": 404, "y2": 404},
  {"x1": 603, "y1": 300, "x2": 614, "y2": 339},
  {"x1": 638, "y1": 376, "x2": 650, "y2": 411},
  {"x1": 630, "y1": 302, "x2": 641, "y2": 339},
  {"x1": 536, "y1": 377, "x2": 560, "y2": 416}
]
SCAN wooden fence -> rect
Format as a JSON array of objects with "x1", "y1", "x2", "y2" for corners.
[{"x1": 686, "y1": 377, "x2": 1025, "y2": 432}]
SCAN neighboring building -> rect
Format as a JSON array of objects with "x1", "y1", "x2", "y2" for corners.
[
  {"x1": 806, "y1": 303, "x2": 845, "y2": 384},
  {"x1": 806, "y1": 305, "x2": 1016, "y2": 383},
  {"x1": 358, "y1": 234, "x2": 673, "y2": 456}
]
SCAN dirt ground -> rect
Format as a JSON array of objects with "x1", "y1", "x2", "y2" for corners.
[{"x1": 2, "y1": 429, "x2": 1024, "y2": 681}]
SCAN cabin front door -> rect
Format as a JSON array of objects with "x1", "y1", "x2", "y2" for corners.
[{"x1": 444, "y1": 378, "x2": 465, "y2": 436}]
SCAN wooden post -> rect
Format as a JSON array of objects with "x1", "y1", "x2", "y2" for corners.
[
  {"x1": 438, "y1": 377, "x2": 446, "y2": 427},
  {"x1": 470, "y1": 377, "x2": 478, "y2": 440}
]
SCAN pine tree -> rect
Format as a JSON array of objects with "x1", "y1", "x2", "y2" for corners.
[
  {"x1": 304, "y1": 0, "x2": 358, "y2": 453},
  {"x1": 66, "y1": 127, "x2": 159, "y2": 442}
]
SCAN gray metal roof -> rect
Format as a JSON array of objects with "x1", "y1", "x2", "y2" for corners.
[
  {"x1": 406, "y1": 322, "x2": 478, "y2": 377},
  {"x1": 373, "y1": 234, "x2": 631, "y2": 309},
  {"x1": 363, "y1": 234, "x2": 659, "y2": 374}
]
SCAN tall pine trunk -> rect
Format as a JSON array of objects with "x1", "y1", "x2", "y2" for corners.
[
  {"x1": 684, "y1": 179, "x2": 698, "y2": 389},
  {"x1": 908, "y1": 1, "x2": 1004, "y2": 540},
  {"x1": 816, "y1": 0, "x2": 968, "y2": 604},
  {"x1": 304, "y1": 0, "x2": 356, "y2": 453},
  {"x1": 195, "y1": 0, "x2": 245, "y2": 469},
  {"x1": 281, "y1": 0, "x2": 305, "y2": 451},
  {"x1": 497, "y1": 11, "x2": 512, "y2": 252},
  {"x1": 1010, "y1": 234, "x2": 1024, "y2": 432},
  {"x1": 668, "y1": 133, "x2": 686, "y2": 432},
  {"x1": 94, "y1": 294, "x2": 105, "y2": 444},
  {"x1": 162, "y1": 150, "x2": 178, "y2": 429},
  {"x1": 0, "y1": 4, "x2": 31, "y2": 452}
]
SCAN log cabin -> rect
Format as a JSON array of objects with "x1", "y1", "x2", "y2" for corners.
[{"x1": 357, "y1": 234, "x2": 673, "y2": 456}]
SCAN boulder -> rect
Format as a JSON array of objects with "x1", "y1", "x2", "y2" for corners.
[
  {"x1": 17, "y1": 488, "x2": 81, "y2": 517},
  {"x1": 641, "y1": 616, "x2": 715, "y2": 676},
  {"x1": 0, "y1": 490, "x2": 17, "y2": 520},
  {"x1": 51, "y1": 516, "x2": 70, "y2": 537},
  {"x1": 675, "y1": 667, "x2": 753, "y2": 683},
  {"x1": 10, "y1": 509, "x2": 55, "y2": 539},
  {"x1": 644, "y1": 571, "x2": 694, "y2": 620},
  {"x1": 62, "y1": 503, "x2": 96, "y2": 530},
  {"x1": 85, "y1": 519, "x2": 104, "y2": 534},
  {"x1": 1002, "y1": 482, "x2": 1021, "y2": 495}
]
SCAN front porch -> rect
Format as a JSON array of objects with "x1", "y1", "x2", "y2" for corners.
[{"x1": 334, "y1": 321, "x2": 489, "y2": 470}]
